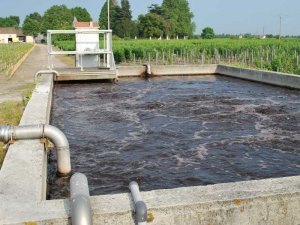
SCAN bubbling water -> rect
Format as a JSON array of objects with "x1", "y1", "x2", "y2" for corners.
[{"x1": 49, "y1": 75, "x2": 300, "y2": 199}]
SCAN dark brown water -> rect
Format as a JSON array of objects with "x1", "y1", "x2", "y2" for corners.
[{"x1": 49, "y1": 75, "x2": 300, "y2": 199}]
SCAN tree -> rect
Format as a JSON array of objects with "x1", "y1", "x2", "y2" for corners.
[
  {"x1": 114, "y1": 0, "x2": 136, "y2": 38},
  {"x1": 161, "y1": 0, "x2": 195, "y2": 37},
  {"x1": 23, "y1": 18, "x2": 40, "y2": 36},
  {"x1": 22, "y1": 12, "x2": 42, "y2": 36},
  {"x1": 42, "y1": 5, "x2": 73, "y2": 33},
  {"x1": 148, "y1": 4, "x2": 163, "y2": 16},
  {"x1": 71, "y1": 7, "x2": 92, "y2": 22},
  {"x1": 26, "y1": 12, "x2": 42, "y2": 22},
  {"x1": 120, "y1": 0, "x2": 132, "y2": 20},
  {"x1": 0, "y1": 16, "x2": 20, "y2": 27},
  {"x1": 98, "y1": 0, "x2": 120, "y2": 30},
  {"x1": 201, "y1": 27, "x2": 215, "y2": 39},
  {"x1": 138, "y1": 13, "x2": 165, "y2": 38}
]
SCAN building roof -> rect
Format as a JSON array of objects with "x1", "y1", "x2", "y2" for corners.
[
  {"x1": 0, "y1": 27, "x2": 24, "y2": 36},
  {"x1": 73, "y1": 22, "x2": 99, "y2": 29}
]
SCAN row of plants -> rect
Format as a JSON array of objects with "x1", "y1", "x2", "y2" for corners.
[
  {"x1": 54, "y1": 38, "x2": 300, "y2": 74},
  {"x1": 0, "y1": 43, "x2": 33, "y2": 73}
]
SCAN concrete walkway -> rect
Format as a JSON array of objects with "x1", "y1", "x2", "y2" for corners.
[{"x1": 0, "y1": 44, "x2": 68, "y2": 103}]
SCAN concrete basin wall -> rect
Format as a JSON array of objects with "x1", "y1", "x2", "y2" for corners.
[
  {"x1": 117, "y1": 65, "x2": 146, "y2": 77},
  {"x1": 151, "y1": 64, "x2": 218, "y2": 76},
  {"x1": 119, "y1": 64, "x2": 300, "y2": 89},
  {"x1": 0, "y1": 74, "x2": 53, "y2": 200},
  {"x1": 0, "y1": 67, "x2": 299, "y2": 225},
  {"x1": 217, "y1": 65, "x2": 300, "y2": 89},
  {"x1": 2, "y1": 176, "x2": 300, "y2": 225},
  {"x1": 0, "y1": 74, "x2": 54, "y2": 221}
]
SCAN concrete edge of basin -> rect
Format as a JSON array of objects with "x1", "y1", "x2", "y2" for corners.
[
  {"x1": 150, "y1": 64, "x2": 218, "y2": 76},
  {"x1": 116, "y1": 64, "x2": 300, "y2": 90},
  {"x1": 0, "y1": 66, "x2": 299, "y2": 225},
  {"x1": 0, "y1": 74, "x2": 52, "y2": 207},
  {"x1": 217, "y1": 64, "x2": 300, "y2": 89},
  {"x1": 117, "y1": 65, "x2": 146, "y2": 77},
  {"x1": 3, "y1": 176, "x2": 300, "y2": 225}
]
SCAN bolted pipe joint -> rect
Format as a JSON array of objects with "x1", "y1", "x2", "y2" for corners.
[
  {"x1": 0, "y1": 125, "x2": 12, "y2": 143},
  {"x1": 70, "y1": 173, "x2": 93, "y2": 225},
  {"x1": 129, "y1": 181, "x2": 148, "y2": 225},
  {"x1": 0, "y1": 124, "x2": 71, "y2": 176}
]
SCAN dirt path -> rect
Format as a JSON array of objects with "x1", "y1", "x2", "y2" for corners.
[{"x1": 0, "y1": 44, "x2": 69, "y2": 103}]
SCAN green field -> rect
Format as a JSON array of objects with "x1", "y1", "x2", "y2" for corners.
[
  {"x1": 55, "y1": 38, "x2": 300, "y2": 75},
  {"x1": 0, "y1": 43, "x2": 33, "y2": 73}
]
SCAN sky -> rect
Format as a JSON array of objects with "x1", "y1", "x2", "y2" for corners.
[{"x1": 0, "y1": 0, "x2": 299, "y2": 35}]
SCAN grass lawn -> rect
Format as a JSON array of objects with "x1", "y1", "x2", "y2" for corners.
[
  {"x1": 0, "y1": 82, "x2": 34, "y2": 167},
  {"x1": 0, "y1": 101, "x2": 24, "y2": 166}
]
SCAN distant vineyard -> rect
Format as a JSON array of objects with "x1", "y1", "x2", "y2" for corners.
[
  {"x1": 54, "y1": 38, "x2": 300, "y2": 75},
  {"x1": 0, "y1": 43, "x2": 33, "y2": 73}
]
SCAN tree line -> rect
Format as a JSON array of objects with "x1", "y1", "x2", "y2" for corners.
[
  {"x1": 0, "y1": 5, "x2": 91, "y2": 37},
  {"x1": 0, "y1": 0, "x2": 196, "y2": 38},
  {"x1": 99, "y1": 0, "x2": 195, "y2": 38}
]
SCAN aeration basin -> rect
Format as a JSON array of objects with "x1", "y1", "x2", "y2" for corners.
[
  {"x1": 49, "y1": 75, "x2": 300, "y2": 199},
  {"x1": 0, "y1": 65, "x2": 299, "y2": 225}
]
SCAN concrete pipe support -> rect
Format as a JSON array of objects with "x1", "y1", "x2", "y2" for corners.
[
  {"x1": 0, "y1": 124, "x2": 71, "y2": 175},
  {"x1": 70, "y1": 173, "x2": 93, "y2": 225},
  {"x1": 129, "y1": 181, "x2": 148, "y2": 225}
]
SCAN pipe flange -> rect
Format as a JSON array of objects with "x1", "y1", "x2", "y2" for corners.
[{"x1": 0, "y1": 125, "x2": 12, "y2": 143}]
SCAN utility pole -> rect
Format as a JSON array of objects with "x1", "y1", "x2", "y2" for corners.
[
  {"x1": 107, "y1": 0, "x2": 110, "y2": 30},
  {"x1": 279, "y1": 15, "x2": 282, "y2": 39}
]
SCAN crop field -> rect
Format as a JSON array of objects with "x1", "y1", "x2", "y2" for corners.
[
  {"x1": 0, "y1": 43, "x2": 33, "y2": 73},
  {"x1": 55, "y1": 38, "x2": 300, "y2": 75}
]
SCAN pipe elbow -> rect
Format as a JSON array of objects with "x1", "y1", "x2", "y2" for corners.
[
  {"x1": 44, "y1": 125, "x2": 69, "y2": 149},
  {"x1": 44, "y1": 125, "x2": 71, "y2": 176},
  {"x1": 129, "y1": 181, "x2": 148, "y2": 224},
  {"x1": 135, "y1": 201, "x2": 147, "y2": 223}
]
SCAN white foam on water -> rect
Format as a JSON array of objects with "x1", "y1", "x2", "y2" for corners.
[{"x1": 191, "y1": 144, "x2": 209, "y2": 160}]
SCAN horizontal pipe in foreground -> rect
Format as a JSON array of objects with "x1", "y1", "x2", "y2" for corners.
[
  {"x1": 70, "y1": 173, "x2": 93, "y2": 225},
  {"x1": 0, "y1": 124, "x2": 71, "y2": 175}
]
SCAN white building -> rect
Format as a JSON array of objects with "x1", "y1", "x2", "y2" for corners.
[
  {"x1": 0, "y1": 27, "x2": 34, "y2": 44},
  {"x1": 73, "y1": 21, "x2": 100, "y2": 68}
]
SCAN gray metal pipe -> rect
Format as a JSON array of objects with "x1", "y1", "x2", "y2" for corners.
[
  {"x1": 129, "y1": 181, "x2": 147, "y2": 225},
  {"x1": 70, "y1": 173, "x2": 93, "y2": 225},
  {"x1": 0, "y1": 124, "x2": 71, "y2": 176},
  {"x1": 34, "y1": 70, "x2": 59, "y2": 82}
]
